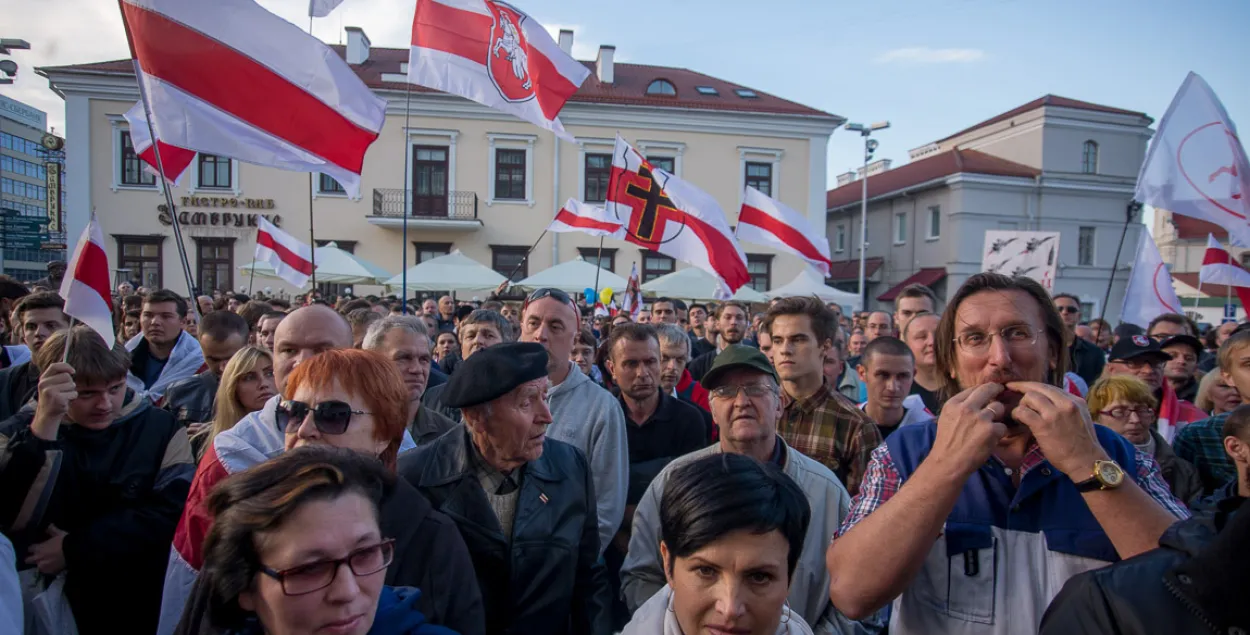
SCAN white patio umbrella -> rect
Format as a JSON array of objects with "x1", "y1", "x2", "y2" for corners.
[
  {"x1": 767, "y1": 266, "x2": 862, "y2": 311},
  {"x1": 384, "y1": 249, "x2": 507, "y2": 294},
  {"x1": 239, "y1": 242, "x2": 392, "y2": 287},
  {"x1": 515, "y1": 257, "x2": 629, "y2": 297},
  {"x1": 641, "y1": 267, "x2": 769, "y2": 303}
]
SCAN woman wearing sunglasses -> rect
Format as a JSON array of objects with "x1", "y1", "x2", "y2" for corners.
[
  {"x1": 1087, "y1": 375, "x2": 1203, "y2": 506},
  {"x1": 194, "y1": 445, "x2": 457, "y2": 635},
  {"x1": 191, "y1": 346, "x2": 277, "y2": 460}
]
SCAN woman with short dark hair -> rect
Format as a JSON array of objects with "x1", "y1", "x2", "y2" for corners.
[
  {"x1": 622, "y1": 453, "x2": 813, "y2": 634},
  {"x1": 193, "y1": 445, "x2": 456, "y2": 635}
]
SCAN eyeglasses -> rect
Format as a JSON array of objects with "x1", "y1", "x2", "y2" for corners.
[
  {"x1": 709, "y1": 383, "x2": 776, "y2": 400},
  {"x1": 260, "y1": 539, "x2": 394, "y2": 596},
  {"x1": 275, "y1": 400, "x2": 371, "y2": 435},
  {"x1": 1097, "y1": 406, "x2": 1155, "y2": 422},
  {"x1": 524, "y1": 287, "x2": 572, "y2": 309},
  {"x1": 953, "y1": 325, "x2": 1040, "y2": 355},
  {"x1": 1056, "y1": 305, "x2": 1080, "y2": 314}
]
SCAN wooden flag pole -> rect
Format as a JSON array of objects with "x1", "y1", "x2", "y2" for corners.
[
  {"x1": 60, "y1": 317, "x2": 77, "y2": 364},
  {"x1": 506, "y1": 229, "x2": 550, "y2": 284}
]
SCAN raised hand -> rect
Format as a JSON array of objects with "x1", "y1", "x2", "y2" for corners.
[
  {"x1": 1006, "y1": 381, "x2": 1109, "y2": 478},
  {"x1": 929, "y1": 382, "x2": 1010, "y2": 478}
]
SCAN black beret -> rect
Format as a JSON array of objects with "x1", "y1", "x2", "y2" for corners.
[{"x1": 443, "y1": 341, "x2": 549, "y2": 408}]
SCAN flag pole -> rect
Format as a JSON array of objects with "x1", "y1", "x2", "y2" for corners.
[
  {"x1": 506, "y1": 229, "x2": 549, "y2": 284},
  {"x1": 60, "y1": 317, "x2": 77, "y2": 364},
  {"x1": 118, "y1": 3, "x2": 201, "y2": 318},
  {"x1": 247, "y1": 257, "x2": 257, "y2": 296},
  {"x1": 592, "y1": 235, "x2": 604, "y2": 302},
  {"x1": 306, "y1": 14, "x2": 318, "y2": 293},
  {"x1": 1098, "y1": 201, "x2": 1139, "y2": 327},
  {"x1": 401, "y1": 79, "x2": 413, "y2": 313}
]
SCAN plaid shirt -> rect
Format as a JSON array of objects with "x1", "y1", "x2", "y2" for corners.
[
  {"x1": 837, "y1": 438, "x2": 1191, "y2": 537},
  {"x1": 1173, "y1": 413, "x2": 1235, "y2": 492},
  {"x1": 778, "y1": 380, "x2": 882, "y2": 497}
]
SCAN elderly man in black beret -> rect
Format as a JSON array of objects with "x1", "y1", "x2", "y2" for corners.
[{"x1": 399, "y1": 341, "x2": 612, "y2": 635}]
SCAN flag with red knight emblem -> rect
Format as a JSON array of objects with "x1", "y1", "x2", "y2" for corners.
[
  {"x1": 408, "y1": 0, "x2": 590, "y2": 142},
  {"x1": 605, "y1": 135, "x2": 750, "y2": 299}
]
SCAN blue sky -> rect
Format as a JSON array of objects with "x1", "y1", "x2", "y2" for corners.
[{"x1": 14, "y1": 0, "x2": 1249, "y2": 193}]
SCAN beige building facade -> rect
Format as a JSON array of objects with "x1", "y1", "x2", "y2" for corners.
[{"x1": 39, "y1": 29, "x2": 841, "y2": 298}]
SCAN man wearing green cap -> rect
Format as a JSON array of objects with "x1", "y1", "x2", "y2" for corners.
[{"x1": 619, "y1": 344, "x2": 861, "y2": 633}]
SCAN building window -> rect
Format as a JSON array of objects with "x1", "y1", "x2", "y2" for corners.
[
  {"x1": 734, "y1": 88, "x2": 758, "y2": 99},
  {"x1": 491, "y1": 245, "x2": 529, "y2": 282},
  {"x1": 835, "y1": 225, "x2": 846, "y2": 252},
  {"x1": 745, "y1": 162, "x2": 773, "y2": 197},
  {"x1": 197, "y1": 154, "x2": 232, "y2": 189},
  {"x1": 647, "y1": 156, "x2": 675, "y2": 174},
  {"x1": 894, "y1": 212, "x2": 907, "y2": 245},
  {"x1": 196, "y1": 238, "x2": 235, "y2": 294},
  {"x1": 412, "y1": 145, "x2": 450, "y2": 216},
  {"x1": 413, "y1": 242, "x2": 451, "y2": 263},
  {"x1": 641, "y1": 250, "x2": 675, "y2": 282},
  {"x1": 695, "y1": 86, "x2": 718, "y2": 96},
  {"x1": 577, "y1": 247, "x2": 617, "y2": 271},
  {"x1": 746, "y1": 254, "x2": 772, "y2": 291},
  {"x1": 1078, "y1": 226, "x2": 1095, "y2": 266},
  {"x1": 118, "y1": 131, "x2": 156, "y2": 187},
  {"x1": 584, "y1": 153, "x2": 611, "y2": 203},
  {"x1": 927, "y1": 205, "x2": 941, "y2": 239},
  {"x1": 116, "y1": 235, "x2": 163, "y2": 289},
  {"x1": 645, "y1": 79, "x2": 677, "y2": 96},
  {"x1": 318, "y1": 173, "x2": 345, "y2": 195},
  {"x1": 315, "y1": 240, "x2": 357, "y2": 253},
  {"x1": 1080, "y1": 301, "x2": 1095, "y2": 317},
  {"x1": 1082, "y1": 140, "x2": 1099, "y2": 174},
  {"x1": 494, "y1": 149, "x2": 526, "y2": 200}
]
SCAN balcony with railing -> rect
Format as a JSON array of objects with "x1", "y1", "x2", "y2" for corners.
[{"x1": 367, "y1": 189, "x2": 482, "y2": 231}]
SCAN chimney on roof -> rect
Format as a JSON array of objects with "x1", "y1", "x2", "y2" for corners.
[
  {"x1": 558, "y1": 29, "x2": 574, "y2": 55},
  {"x1": 596, "y1": 45, "x2": 615, "y2": 84},
  {"x1": 345, "y1": 27, "x2": 370, "y2": 65},
  {"x1": 836, "y1": 171, "x2": 857, "y2": 187},
  {"x1": 856, "y1": 159, "x2": 892, "y2": 178}
]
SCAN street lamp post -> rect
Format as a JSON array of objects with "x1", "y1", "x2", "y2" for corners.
[{"x1": 844, "y1": 121, "x2": 890, "y2": 311}]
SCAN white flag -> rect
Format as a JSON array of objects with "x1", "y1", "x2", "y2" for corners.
[
  {"x1": 737, "y1": 186, "x2": 832, "y2": 277},
  {"x1": 1120, "y1": 232, "x2": 1184, "y2": 328},
  {"x1": 308, "y1": 0, "x2": 344, "y2": 17},
  {"x1": 548, "y1": 199, "x2": 624, "y2": 238},
  {"x1": 60, "y1": 217, "x2": 116, "y2": 347},
  {"x1": 1136, "y1": 72, "x2": 1250, "y2": 246},
  {"x1": 256, "y1": 217, "x2": 315, "y2": 288}
]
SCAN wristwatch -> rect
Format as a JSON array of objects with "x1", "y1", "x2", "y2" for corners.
[{"x1": 1073, "y1": 460, "x2": 1125, "y2": 492}]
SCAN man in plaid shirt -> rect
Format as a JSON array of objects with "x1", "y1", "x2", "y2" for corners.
[
  {"x1": 764, "y1": 297, "x2": 882, "y2": 497},
  {"x1": 1174, "y1": 327, "x2": 1250, "y2": 493},
  {"x1": 825, "y1": 273, "x2": 1189, "y2": 635}
]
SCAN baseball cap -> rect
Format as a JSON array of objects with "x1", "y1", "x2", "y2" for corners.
[
  {"x1": 700, "y1": 344, "x2": 778, "y2": 390},
  {"x1": 1159, "y1": 334, "x2": 1204, "y2": 358},
  {"x1": 1108, "y1": 334, "x2": 1170, "y2": 365}
]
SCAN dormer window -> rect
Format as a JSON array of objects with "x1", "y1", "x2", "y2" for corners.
[
  {"x1": 646, "y1": 79, "x2": 677, "y2": 96},
  {"x1": 695, "y1": 86, "x2": 718, "y2": 96},
  {"x1": 734, "y1": 88, "x2": 758, "y2": 98}
]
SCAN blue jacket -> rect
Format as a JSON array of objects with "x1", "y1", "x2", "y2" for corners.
[{"x1": 230, "y1": 587, "x2": 459, "y2": 635}]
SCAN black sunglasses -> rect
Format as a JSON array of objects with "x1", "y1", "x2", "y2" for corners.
[
  {"x1": 275, "y1": 400, "x2": 371, "y2": 435},
  {"x1": 523, "y1": 287, "x2": 575, "y2": 312}
]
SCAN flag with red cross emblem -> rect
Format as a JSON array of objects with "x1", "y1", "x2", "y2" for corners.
[{"x1": 604, "y1": 135, "x2": 750, "y2": 299}]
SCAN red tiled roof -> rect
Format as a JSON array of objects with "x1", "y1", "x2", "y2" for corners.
[
  {"x1": 877, "y1": 267, "x2": 947, "y2": 302},
  {"x1": 936, "y1": 95, "x2": 1151, "y2": 143},
  {"x1": 37, "y1": 48, "x2": 838, "y2": 118},
  {"x1": 1172, "y1": 214, "x2": 1227, "y2": 240},
  {"x1": 826, "y1": 257, "x2": 883, "y2": 282},
  {"x1": 826, "y1": 149, "x2": 1039, "y2": 210}
]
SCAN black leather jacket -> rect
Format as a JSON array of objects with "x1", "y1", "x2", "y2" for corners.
[
  {"x1": 162, "y1": 373, "x2": 219, "y2": 426},
  {"x1": 398, "y1": 429, "x2": 613, "y2": 635},
  {"x1": 1040, "y1": 490, "x2": 1248, "y2": 635}
]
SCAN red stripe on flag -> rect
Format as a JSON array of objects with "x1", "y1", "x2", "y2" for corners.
[
  {"x1": 412, "y1": 1, "x2": 493, "y2": 65},
  {"x1": 738, "y1": 203, "x2": 833, "y2": 268},
  {"x1": 138, "y1": 142, "x2": 196, "y2": 181},
  {"x1": 258, "y1": 230, "x2": 315, "y2": 276},
  {"x1": 122, "y1": 3, "x2": 378, "y2": 174},
  {"x1": 75, "y1": 241, "x2": 114, "y2": 312},
  {"x1": 528, "y1": 42, "x2": 580, "y2": 120},
  {"x1": 554, "y1": 208, "x2": 620, "y2": 233},
  {"x1": 1237, "y1": 287, "x2": 1250, "y2": 312},
  {"x1": 1203, "y1": 246, "x2": 1234, "y2": 266}
]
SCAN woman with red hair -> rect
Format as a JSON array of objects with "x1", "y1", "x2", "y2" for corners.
[{"x1": 174, "y1": 349, "x2": 484, "y2": 635}]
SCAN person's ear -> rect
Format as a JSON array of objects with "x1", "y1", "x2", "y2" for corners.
[
  {"x1": 1224, "y1": 436, "x2": 1250, "y2": 464},
  {"x1": 238, "y1": 587, "x2": 257, "y2": 612},
  {"x1": 660, "y1": 540, "x2": 674, "y2": 587},
  {"x1": 856, "y1": 365, "x2": 868, "y2": 382}
]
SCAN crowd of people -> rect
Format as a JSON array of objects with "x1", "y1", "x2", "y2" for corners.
[{"x1": 0, "y1": 269, "x2": 1246, "y2": 635}]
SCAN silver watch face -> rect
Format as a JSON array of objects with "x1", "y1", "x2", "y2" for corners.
[{"x1": 1097, "y1": 462, "x2": 1123, "y2": 485}]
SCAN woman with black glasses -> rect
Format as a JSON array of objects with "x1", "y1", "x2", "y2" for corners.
[{"x1": 191, "y1": 445, "x2": 458, "y2": 635}]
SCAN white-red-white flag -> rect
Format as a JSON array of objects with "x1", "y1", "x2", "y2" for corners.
[
  {"x1": 1120, "y1": 232, "x2": 1184, "y2": 328},
  {"x1": 308, "y1": 0, "x2": 344, "y2": 17},
  {"x1": 119, "y1": 0, "x2": 387, "y2": 198},
  {"x1": 605, "y1": 135, "x2": 749, "y2": 299},
  {"x1": 1136, "y1": 72, "x2": 1250, "y2": 246},
  {"x1": 60, "y1": 217, "x2": 116, "y2": 347},
  {"x1": 1199, "y1": 234, "x2": 1250, "y2": 309},
  {"x1": 256, "y1": 216, "x2": 315, "y2": 288},
  {"x1": 620, "y1": 263, "x2": 643, "y2": 320},
  {"x1": 737, "y1": 186, "x2": 832, "y2": 277},
  {"x1": 408, "y1": 0, "x2": 590, "y2": 142},
  {"x1": 548, "y1": 199, "x2": 625, "y2": 237},
  {"x1": 123, "y1": 101, "x2": 196, "y2": 184}
]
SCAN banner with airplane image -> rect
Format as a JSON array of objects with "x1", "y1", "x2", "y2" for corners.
[{"x1": 981, "y1": 230, "x2": 1060, "y2": 292}]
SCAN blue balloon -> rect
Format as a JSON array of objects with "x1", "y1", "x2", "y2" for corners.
[{"x1": 584, "y1": 288, "x2": 595, "y2": 304}]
